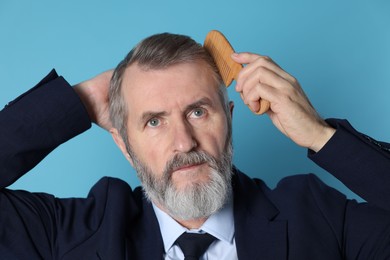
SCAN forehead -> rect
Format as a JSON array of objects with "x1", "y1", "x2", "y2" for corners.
[{"x1": 121, "y1": 61, "x2": 222, "y2": 114}]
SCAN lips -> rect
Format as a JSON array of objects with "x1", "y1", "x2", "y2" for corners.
[
  {"x1": 163, "y1": 151, "x2": 213, "y2": 178},
  {"x1": 172, "y1": 162, "x2": 206, "y2": 173}
]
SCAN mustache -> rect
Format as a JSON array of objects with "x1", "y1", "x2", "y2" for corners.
[{"x1": 163, "y1": 150, "x2": 218, "y2": 177}]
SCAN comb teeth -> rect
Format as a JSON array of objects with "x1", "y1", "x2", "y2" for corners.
[
  {"x1": 204, "y1": 30, "x2": 271, "y2": 115},
  {"x1": 204, "y1": 30, "x2": 242, "y2": 87},
  {"x1": 204, "y1": 36, "x2": 231, "y2": 85}
]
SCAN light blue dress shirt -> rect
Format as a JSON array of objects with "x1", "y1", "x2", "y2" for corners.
[{"x1": 152, "y1": 199, "x2": 238, "y2": 260}]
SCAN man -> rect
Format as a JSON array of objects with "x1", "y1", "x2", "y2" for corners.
[{"x1": 1, "y1": 33, "x2": 389, "y2": 259}]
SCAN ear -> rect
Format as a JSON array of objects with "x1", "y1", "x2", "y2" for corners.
[
  {"x1": 110, "y1": 128, "x2": 134, "y2": 167},
  {"x1": 229, "y1": 101, "x2": 234, "y2": 118}
]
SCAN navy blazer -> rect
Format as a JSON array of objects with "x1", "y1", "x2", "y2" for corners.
[{"x1": 1, "y1": 70, "x2": 390, "y2": 259}]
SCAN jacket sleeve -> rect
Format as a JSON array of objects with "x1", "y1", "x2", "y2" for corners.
[
  {"x1": 0, "y1": 70, "x2": 91, "y2": 188},
  {"x1": 309, "y1": 118, "x2": 390, "y2": 211}
]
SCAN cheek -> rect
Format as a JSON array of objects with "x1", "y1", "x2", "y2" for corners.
[
  {"x1": 129, "y1": 135, "x2": 169, "y2": 175},
  {"x1": 200, "y1": 121, "x2": 229, "y2": 157}
]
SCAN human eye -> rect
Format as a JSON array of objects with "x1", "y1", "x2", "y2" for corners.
[
  {"x1": 147, "y1": 118, "x2": 160, "y2": 127},
  {"x1": 189, "y1": 107, "x2": 207, "y2": 119}
]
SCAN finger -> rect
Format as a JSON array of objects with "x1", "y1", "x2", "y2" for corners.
[
  {"x1": 240, "y1": 82, "x2": 275, "y2": 113},
  {"x1": 240, "y1": 92, "x2": 244, "y2": 101},
  {"x1": 237, "y1": 66, "x2": 280, "y2": 114},
  {"x1": 232, "y1": 52, "x2": 282, "y2": 73},
  {"x1": 239, "y1": 65, "x2": 291, "y2": 101},
  {"x1": 233, "y1": 52, "x2": 295, "y2": 85},
  {"x1": 231, "y1": 52, "x2": 262, "y2": 64},
  {"x1": 241, "y1": 58, "x2": 295, "y2": 88}
]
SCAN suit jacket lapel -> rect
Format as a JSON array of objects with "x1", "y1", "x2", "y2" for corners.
[
  {"x1": 125, "y1": 190, "x2": 165, "y2": 260},
  {"x1": 233, "y1": 169, "x2": 287, "y2": 260},
  {"x1": 94, "y1": 187, "x2": 164, "y2": 260}
]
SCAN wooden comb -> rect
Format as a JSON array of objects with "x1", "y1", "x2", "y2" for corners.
[{"x1": 204, "y1": 30, "x2": 270, "y2": 115}]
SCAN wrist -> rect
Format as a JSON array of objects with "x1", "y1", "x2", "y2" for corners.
[
  {"x1": 73, "y1": 81, "x2": 95, "y2": 122},
  {"x1": 309, "y1": 125, "x2": 336, "y2": 153}
]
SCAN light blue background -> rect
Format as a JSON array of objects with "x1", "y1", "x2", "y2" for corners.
[{"x1": 1, "y1": 0, "x2": 389, "y2": 200}]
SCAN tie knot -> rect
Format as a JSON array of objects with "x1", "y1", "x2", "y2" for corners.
[{"x1": 175, "y1": 232, "x2": 216, "y2": 260}]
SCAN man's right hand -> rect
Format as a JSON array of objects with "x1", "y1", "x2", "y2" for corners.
[
  {"x1": 73, "y1": 70, "x2": 113, "y2": 131},
  {"x1": 232, "y1": 52, "x2": 335, "y2": 152}
]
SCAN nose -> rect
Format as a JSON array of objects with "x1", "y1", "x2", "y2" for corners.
[{"x1": 172, "y1": 119, "x2": 197, "y2": 153}]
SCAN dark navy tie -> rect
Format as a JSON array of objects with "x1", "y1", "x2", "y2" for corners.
[{"x1": 175, "y1": 232, "x2": 216, "y2": 260}]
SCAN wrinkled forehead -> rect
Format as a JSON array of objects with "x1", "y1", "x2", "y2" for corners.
[
  {"x1": 123, "y1": 60, "x2": 222, "y2": 92},
  {"x1": 121, "y1": 61, "x2": 224, "y2": 109}
]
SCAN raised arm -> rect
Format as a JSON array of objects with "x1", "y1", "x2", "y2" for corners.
[
  {"x1": 232, "y1": 52, "x2": 390, "y2": 210},
  {"x1": 0, "y1": 69, "x2": 112, "y2": 188}
]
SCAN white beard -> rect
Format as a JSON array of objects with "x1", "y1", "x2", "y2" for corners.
[{"x1": 130, "y1": 143, "x2": 233, "y2": 220}]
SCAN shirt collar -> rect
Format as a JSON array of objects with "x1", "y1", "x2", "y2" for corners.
[{"x1": 152, "y1": 198, "x2": 235, "y2": 254}]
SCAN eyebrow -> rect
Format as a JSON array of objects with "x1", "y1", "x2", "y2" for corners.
[
  {"x1": 184, "y1": 97, "x2": 214, "y2": 114},
  {"x1": 138, "y1": 97, "x2": 214, "y2": 127},
  {"x1": 139, "y1": 111, "x2": 167, "y2": 127}
]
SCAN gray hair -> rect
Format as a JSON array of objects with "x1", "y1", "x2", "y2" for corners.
[{"x1": 109, "y1": 33, "x2": 232, "y2": 151}]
